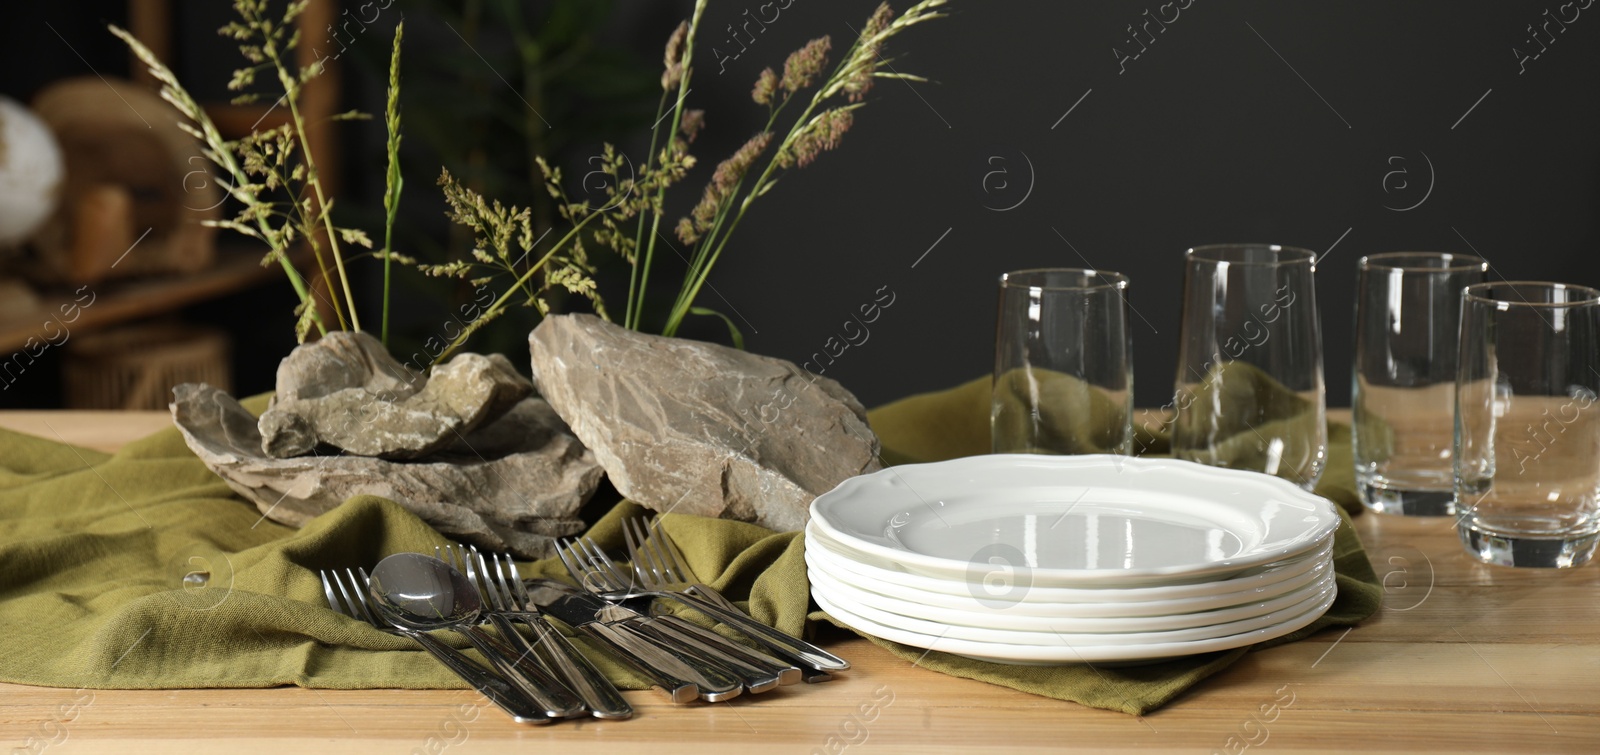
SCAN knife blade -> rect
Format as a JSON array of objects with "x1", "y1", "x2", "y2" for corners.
[{"x1": 539, "y1": 590, "x2": 743, "y2": 703}]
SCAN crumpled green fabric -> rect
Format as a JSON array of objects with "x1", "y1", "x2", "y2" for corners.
[
  {"x1": 991, "y1": 367, "x2": 1131, "y2": 455},
  {"x1": 1170, "y1": 360, "x2": 1325, "y2": 484},
  {"x1": 0, "y1": 377, "x2": 1378, "y2": 716}
]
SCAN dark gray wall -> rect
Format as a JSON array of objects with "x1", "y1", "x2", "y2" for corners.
[
  {"x1": 5, "y1": 1, "x2": 1597, "y2": 410},
  {"x1": 682, "y1": 0, "x2": 1600, "y2": 408}
]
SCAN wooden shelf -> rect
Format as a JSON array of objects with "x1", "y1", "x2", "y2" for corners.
[{"x1": 0, "y1": 242, "x2": 301, "y2": 354}]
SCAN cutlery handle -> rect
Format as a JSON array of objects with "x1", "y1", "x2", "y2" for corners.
[
  {"x1": 398, "y1": 628, "x2": 552, "y2": 725},
  {"x1": 656, "y1": 592, "x2": 851, "y2": 671},
  {"x1": 605, "y1": 619, "x2": 745, "y2": 702},
  {"x1": 491, "y1": 613, "x2": 634, "y2": 720},
  {"x1": 647, "y1": 616, "x2": 800, "y2": 689},
  {"x1": 578, "y1": 622, "x2": 700, "y2": 704},
  {"x1": 456, "y1": 625, "x2": 584, "y2": 718}
]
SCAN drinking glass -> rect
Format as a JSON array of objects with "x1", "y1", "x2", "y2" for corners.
[
  {"x1": 1353, "y1": 252, "x2": 1488, "y2": 515},
  {"x1": 1172, "y1": 244, "x2": 1326, "y2": 489},
  {"x1": 991, "y1": 269, "x2": 1133, "y2": 455},
  {"x1": 1455, "y1": 281, "x2": 1600, "y2": 568}
]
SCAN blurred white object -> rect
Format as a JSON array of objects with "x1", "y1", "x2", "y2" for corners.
[{"x1": 0, "y1": 96, "x2": 65, "y2": 247}]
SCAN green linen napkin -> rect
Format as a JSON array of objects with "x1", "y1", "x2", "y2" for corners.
[
  {"x1": 1170, "y1": 361, "x2": 1326, "y2": 482},
  {"x1": 0, "y1": 378, "x2": 1377, "y2": 716},
  {"x1": 0, "y1": 406, "x2": 806, "y2": 694},
  {"x1": 991, "y1": 368, "x2": 1131, "y2": 454}
]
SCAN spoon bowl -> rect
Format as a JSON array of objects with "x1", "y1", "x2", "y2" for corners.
[
  {"x1": 370, "y1": 552, "x2": 483, "y2": 631},
  {"x1": 372, "y1": 552, "x2": 584, "y2": 719}
]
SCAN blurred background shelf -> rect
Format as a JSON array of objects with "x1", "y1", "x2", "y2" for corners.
[
  {"x1": 0, "y1": 0, "x2": 340, "y2": 409},
  {"x1": 0, "y1": 242, "x2": 303, "y2": 355}
]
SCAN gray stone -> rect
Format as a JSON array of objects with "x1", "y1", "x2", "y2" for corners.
[
  {"x1": 259, "y1": 347, "x2": 533, "y2": 460},
  {"x1": 527, "y1": 314, "x2": 882, "y2": 532},
  {"x1": 272, "y1": 330, "x2": 423, "y2": 403},
  {"x1": 172, "y1": 383, "x2": 602, "y2": 559}
]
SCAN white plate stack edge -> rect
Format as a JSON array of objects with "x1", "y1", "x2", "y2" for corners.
[{"x1": 805, "y1": 454, "x2": 1342, "y2": 665}]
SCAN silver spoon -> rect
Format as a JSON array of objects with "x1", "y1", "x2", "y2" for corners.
[{"x1": 370, "y1": 552, "x2": 584, "y2": 719}]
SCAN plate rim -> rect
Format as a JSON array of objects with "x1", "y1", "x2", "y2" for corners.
[
  {"x1": 800, "y1": 543, "x2": 1337, "y2": 623},
  {"x1": 812, "y1": 566, "x2": 1337, "y2": 645},
  {"x1": 806, "y1": 520, "x2": 1335, "y2": 602},
  {"x1": 814, "y1": 579, "x2": 1339, "y2": 663},
  {"x1": 809, "y1": 454, "x2": 1341, "y2": 585}
]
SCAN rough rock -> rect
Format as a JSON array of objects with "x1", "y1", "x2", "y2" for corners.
[
  {"x1": 259, "y1": 342, "x2": 532, "y2": 460},
  {"x1": 172, "y1": 383, "x2": 602, "y2": 559},
  {"x1": 527, "y1": 314, "x2": 882, "y2": 532},
  {"x1": 271, "y1": 330, "x2": 423, "y2": 404}
]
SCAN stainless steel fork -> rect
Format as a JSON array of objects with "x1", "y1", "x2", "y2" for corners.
[
  {"x1": 566, "y1": 535, "x2": 814, "y2": 687},
  {"x1": 317, "y1": 567, "x2": 551, "y2": 725},
  {"x1": 560, "y1": 537, "x2": 794, "y2": 693},
  {"x1": 624, "y1": 518, "x2": 742, "y2": 613},
  {"x1": 618, "y1": 518, "x2": 850, "y2": 676},
  {"x1": 439, "y1": 544, "x2": 633, "y2": 720}
]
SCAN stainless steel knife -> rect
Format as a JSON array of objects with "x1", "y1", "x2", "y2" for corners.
[
  {"x1": 537, "y1": 589, "x2": 744, "y2": 703},
  {"x1": 530, "y1": 578, "x2": 801, "y2": 690}
]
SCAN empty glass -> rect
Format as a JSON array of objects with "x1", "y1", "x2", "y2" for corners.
[
  {"x1": 1352, "y1": 252, "x2": 1488, "y2": 515},
  {"x1": 1455, "y1": 281, "x2": 1600, "y2": 568},
  {"x1": 991, "y1": 269, "x2": 1133, "y2": 455},
  {"x1": 1172, "y1": 244, "x2": 1326, "y2": 489}
]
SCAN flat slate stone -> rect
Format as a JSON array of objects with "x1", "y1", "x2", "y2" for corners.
[
  {"x1": 259, "y1": 340, "x2": 532, "y2": 460},
  {"x1": 528, "y1": 314, "x2": 882, "y2": 532},
  {"x1": 172, "y1": 383, "x2": 602, "y2": 559}
]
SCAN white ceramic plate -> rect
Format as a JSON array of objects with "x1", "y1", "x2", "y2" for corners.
[
  {"x1": 814, "y1": 580, "x2": 1338, "y2": 664},
  {"x1": 807, "y1": 550, "x2": 1334, "y2": 631},
  {"x1": 812, "y1": 567, "x2": 1336, "y2": 646},
  {"x1": 806, "y1": 520, "x2": 1335, "y2": 606},
  {"x1": 809, "y1": 454, "x2": 1341, "y2": 586}
]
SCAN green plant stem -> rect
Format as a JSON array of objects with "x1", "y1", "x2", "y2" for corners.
[
  {"x1": 234, "y1": 4, "x2": 348, "y2": 333},
  {"x1": 632, "y1": 0, "x2": 707, "y2": 332},
  {"x1": 434, "y1": 210, "x2": 605, "y2": 361},
  {"x1": 261, "y1": 35, "x2": 361, "y2": 333},
  {"x1": 108, "y1": 24, "x2": 329, "y2": 338},
  {"x1": 625, "y1": 90, "x2": 671, "y2": 331},
  {"x1": 662, "y1": 107, "x2": 814, "y2": 338},
  {"x1": 381, "y1": 22, "x2": 405, "y2": 346},
  {"x1": 660, "y1": 1, "x2": 949, "y2": 336}
]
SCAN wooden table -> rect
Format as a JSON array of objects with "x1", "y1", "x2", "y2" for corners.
[{"x1": 2, "y1": 412, "x2": 1597, "y2": 754}]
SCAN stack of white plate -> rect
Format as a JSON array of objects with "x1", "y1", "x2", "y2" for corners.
[{"x1": 806, "y1": 455, "x2": 1342, "y2": 664}]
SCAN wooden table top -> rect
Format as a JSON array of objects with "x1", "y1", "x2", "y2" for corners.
[{"x1": 2, "y1": 411, "x2": 1597, "y2": 754}]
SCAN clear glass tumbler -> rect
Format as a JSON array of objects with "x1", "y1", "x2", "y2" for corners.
[
  {"x1": 991, "y1": 269, "x2": 1133, "y2": 455},
  {"x1": 1352, "y1": 252, "x2": 1488, "y2": 515},
  {"x1": 1455, "y1": 281, "x2": 1600, "y2": 568},
  {"x1": 1172, "y1": 244, "x2": 1326, "y2": 489}
]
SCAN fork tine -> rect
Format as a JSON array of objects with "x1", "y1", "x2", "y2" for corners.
[
  {"x1": 437, "y1": 544, "x2": 466, "y2": 584},
  {"x1": 570, "y1": 538, "x2": 606, "y2": 589},
  {"x1": 329, "y1": 569, "x2": 355, "y2": 619},
  {"x1": 650, "y1": 518, "x2": 693, "y2": 583},
  {"x1": 350, "y1": 567, "x2": 383, "y2": 625},
  {"x1": 554, "y1": 537, "x2": 589, "y2": 585},
  {"x1": 487, "y1": 552, "x2": 524, "y2": 610},
  {"x1": 457, "y1": 547, "x2": 481, "y2": 595},
  {"x1": 620, "y1": 518, "x2": 665, "y2": 588},
  {"x1": 578, "y1": 537, "x2": 630, "y2": 590},
  {"x1": 319, "y1": 570, "x2": 351, "y2": 618},
  {"x1": 621, "y1": 519, "x2": 656, "y2": 587},
  {"x1": 647, "y1": 519, "x2": 744, "y2": 614},
  {"x1": 637, "y1": 519, "x2": 677, "y2": 585},
  {"x1": 334, "y1": 566, "x2": 374, "y2": 623},
  {"x1": 469, "y1": 546, "x2": 509, "y2": 612}
]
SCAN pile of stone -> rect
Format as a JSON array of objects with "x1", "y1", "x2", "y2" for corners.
[{"x1": 172, "y1": 316, "x2": 881, "y2": 556}]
